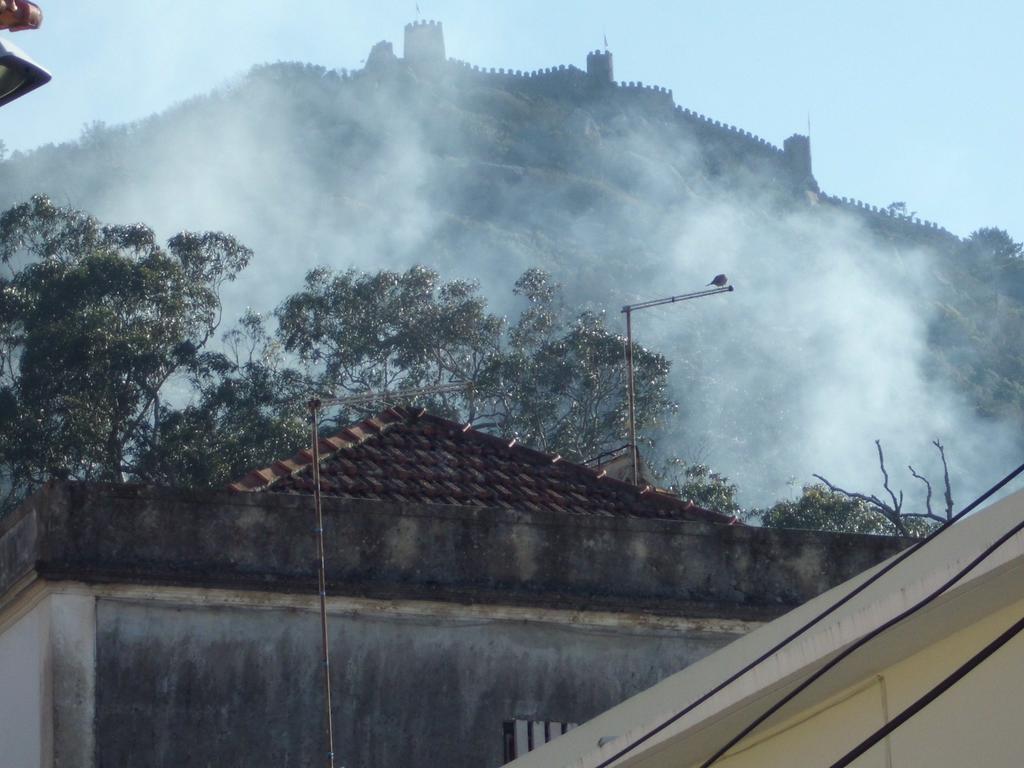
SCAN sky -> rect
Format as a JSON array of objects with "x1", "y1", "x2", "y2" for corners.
[{"x1": 2, "y1": 0, "x2": 1022, "y2": 243}]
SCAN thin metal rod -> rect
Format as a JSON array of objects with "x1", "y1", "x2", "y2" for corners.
[
  {"x1": 309, "y1": 399, "x2": 337, "y2": 768},
  {"x1": 301, "y1": 382, "x2": 466, "y2": 764},
  {"x1": 624, "y1": 308, "x2": 639, "y2": 486},
  {"x1": 621, "y1": 284, "x2": 734, "y2": 485},
  {"x1": 621, "y1": 285, "x2": 733, "y2": 314},
  {"x1": 316, "y1": 382, "x2": 468, "y2": 409}
]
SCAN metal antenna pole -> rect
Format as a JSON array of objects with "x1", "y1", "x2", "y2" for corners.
[
  {"x1": 301, "y1": 380, "x2": 469, "y2": 765},
  {"x1": 309, "y1": 398, "x2": 337, "y2": 768},
  {"x1": 622, "y1": 284, "x2": 734, "y2": 486},
  {"x1": 624, "y1": 307, "x2": 639, "y2": 486}
]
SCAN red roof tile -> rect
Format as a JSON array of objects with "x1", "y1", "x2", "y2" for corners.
[{"x1": 230, "y1": 407, "x2": 740, "y2": 525}]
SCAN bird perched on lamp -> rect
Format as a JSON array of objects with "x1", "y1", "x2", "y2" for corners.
[{"x1": 707, "y1": 274, "x2": 728, "y2": 287}]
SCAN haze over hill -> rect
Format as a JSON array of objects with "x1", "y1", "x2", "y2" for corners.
[{"x1": 1, "y1": 20, "x2": 1021, "y2": 508}]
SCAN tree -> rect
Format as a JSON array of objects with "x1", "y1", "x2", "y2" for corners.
[
  {"x1": 760, "y1": 484, "x2": 899, "y2": 535},
  {"x1": 964, "y1": 227, "x2": 1023, "y2": 262},
  {"x1": 471, "y1": 269, "x2": 675, "y2": 462},
  {"x1": 276, "y1": 265, "x2": 503, "y2": 423},
  {"x1": 656, "y1": 458, "x2": 742, "y2": 516},
  {"x1": 275, "y1": 266, "x2": 675, "y2": 463},
  {"x1": 778, "y1": 439, "x2": 951, "y2": 537},
  {"x1": 137, "y1": 311, "x2": 308, "y2": 487},
  {"x1": 885, "y1": 201, "x2": 916, "y2": 219},
  {"x1": 0, "y1": 196, "x2": 250, "y2": 511}
]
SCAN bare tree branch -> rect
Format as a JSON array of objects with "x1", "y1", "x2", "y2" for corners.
[
  {"x1": 908, "y1": 463, "x2": 933, "y2": 517},
  {"x1": 812, "y1": 473, "x2": 908, "y2": 536},
  {"x1": 934, "y1": 439, "x2": 954, "y2": 520},
  {"x1": 814, "y1": 439, "x2": 956, "y2": 537},
  {"x1": 875, "y1": 439, "x2": 902, "y2": 516}
]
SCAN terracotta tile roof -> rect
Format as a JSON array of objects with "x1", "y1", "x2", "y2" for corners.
[{"x1": 230, "y1": 407, "x2": 740, "y2": 524}]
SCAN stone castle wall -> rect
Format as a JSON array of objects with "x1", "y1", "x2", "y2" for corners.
[
  {"x1": 443, "y1": 58, "x2": 779, "y2": 145},
  {"x1": 820, "y1": 193, "x2": 961, "y2": 244},
  {"x1": 348, "y1": 21, "x2": 960, "y2": 241},
  {"x1": 438, "y1": 47, "x2": 804, "y2": 183}
]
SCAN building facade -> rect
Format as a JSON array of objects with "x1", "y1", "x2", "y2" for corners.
[{"x1": 0, "y1": 472, "x2": 909, "y2": 767}]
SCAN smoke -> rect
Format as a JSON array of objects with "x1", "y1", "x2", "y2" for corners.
[
  {"x1": 654, "y1": 198, "x2": 1017, "y2": 509},
  {"x1": 0, "y1": 53, "x2": 1019, "y2": 512},
  {"x1": 545, "y1": 119, "x2": 1022, "y2": 510}
]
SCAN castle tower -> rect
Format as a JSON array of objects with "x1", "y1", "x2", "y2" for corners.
[
  {"x1": 365, "y1": 40, "x2": 397, "y2": 71},
  {"x1": 586, "y1": 49, "x2": 614, "y2": 84},
  {"x1": 404, "y1": 20, "x2": 446, "y2": 65},
  {"x1": 783, "y1": 134, "x2": 819, "y2": 191}
]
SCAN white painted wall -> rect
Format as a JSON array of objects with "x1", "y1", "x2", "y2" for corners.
[
  {"x1": 0, "y1": 596, "x2": 48, "y2": 768},
  {"x1": 671, "y1": 596, "x2": 1024, "y2": 767},
  {"x1": 0, "y1": 591, "x2": 96, "y2": 768}
]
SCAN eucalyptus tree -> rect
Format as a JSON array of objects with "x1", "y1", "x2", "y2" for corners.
[
  {"x1": 137, "y1": 310, "x2": 308, "y2": 487},
  {"x1": 276, "y1": 264, "x2": 504, "y2": 423},
  {"x1": 479, "y1": 268, "x2": 675, "y2": 461},
  {"x1": 0, "y1": 195, "x2": 250, "y2": 510},
  {"x1": 276, "y1": 265, "x2": 675, "y2": 463}
]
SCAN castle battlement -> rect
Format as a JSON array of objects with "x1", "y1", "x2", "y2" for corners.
[
  {"x1": 371, "y1": 21, "x2": 973, "y2": 199},
  {"x1": 823, "y1": 195, "x2": 950, "y2": 231},
  {"x1": 674, "y1": 105, "x2": 785, "y2": 161},
  {"x1": 617, "y1": 81, "x2": 672, "y2": 96},
  {"x1": 820, "y1": 194, "x2": 958, "y2": 241},
  {"x1": 429, "y1": 41, "x2": 797, "y2": 166},
  {"x1": 438, "y1": 51, "x2": 812, "y2": 185}
]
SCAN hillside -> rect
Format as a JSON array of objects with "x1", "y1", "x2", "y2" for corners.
[{"x1": 1, "y1": 21, "x2": 1021, "y2": 506}]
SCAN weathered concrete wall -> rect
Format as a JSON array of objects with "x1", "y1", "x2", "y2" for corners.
[
  {"x1": 93, "y1": 595, "x2": 738, "y2": 768},
  {"x1": 3, "y1": 482, "x2": 912, "y2": 621},
  {"x1": 49, "y1": 593, "x2": 96, "y2": 768}
]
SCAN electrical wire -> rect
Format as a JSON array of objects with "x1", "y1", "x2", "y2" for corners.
[
  {"x1": 698, "y1": 494, "x2": 1024, "y2": 766},
  {"x1": 593, "y1": 459, "x2": 1024, "y2": 768},
  {"x1": 829, "y1": 612, "x2": 1024, "y2": 768}
]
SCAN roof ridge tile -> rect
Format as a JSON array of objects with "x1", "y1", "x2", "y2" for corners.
[{"x1": 230, "y1": 407, "x2": 738, "y2": 525}]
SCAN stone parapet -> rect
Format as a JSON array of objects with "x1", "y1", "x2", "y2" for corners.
[{"x1": 1, "y1": 482, "x2": 913, "y2": 621}]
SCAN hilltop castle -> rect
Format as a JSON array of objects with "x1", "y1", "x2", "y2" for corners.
[{"x1": 360, "y1": 20, "x2": 953, "y2": 243}]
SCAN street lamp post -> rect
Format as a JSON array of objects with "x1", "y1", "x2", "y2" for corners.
[{"x1": 622, "y1": 282, "x2": 734, "y2": 486}]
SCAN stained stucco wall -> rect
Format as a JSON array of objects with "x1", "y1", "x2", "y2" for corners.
[{"x1": 92, "y1": 594, "x2": 743, "y2": 768}]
